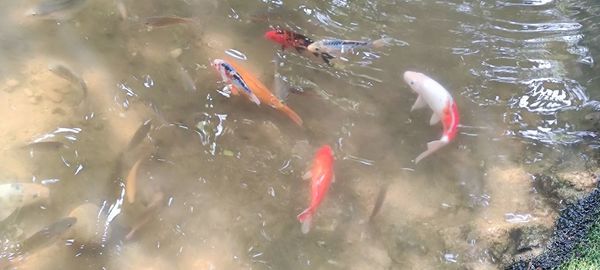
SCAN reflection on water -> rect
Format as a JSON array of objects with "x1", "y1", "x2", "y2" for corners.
[{"x1": 0, "y1": 0, "x2": 599, "y2": 269}]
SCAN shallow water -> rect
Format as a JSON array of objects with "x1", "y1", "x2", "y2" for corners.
[{"x1": 0, "y1": 0, "x2": 599, "y2": 269}]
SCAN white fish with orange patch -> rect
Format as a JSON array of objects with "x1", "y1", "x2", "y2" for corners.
[{"x1": 403, "y1": 71, "x2": 460, "y2": 163}]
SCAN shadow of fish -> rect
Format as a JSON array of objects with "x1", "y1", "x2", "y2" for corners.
[
  {"x1": 144, "y1": 16, "x2": 195, "y2": 27},
  {"x1": 368, "y1": 184, "x2": 389, "y2": 223}
]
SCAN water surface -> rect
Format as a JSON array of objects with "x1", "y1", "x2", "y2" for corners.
[{"x1": 0, "y1": 0, "x2": 598, "y2": 269}]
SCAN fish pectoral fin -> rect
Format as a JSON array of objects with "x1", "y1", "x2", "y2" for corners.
[
  {"x1": 429, "y1": 113, "x2": 441, "y2": 125},
  {"x1": 248, "y1": 92, "x2": 261, "y2": 106},
  {"x1": 302, "y1": 171, "x2": 312, "y2": 180},
  {"x1": 230, "y1": 85, "x2": 240, "y2": 96},
  {"x1": 332, "y1": 173, "x2": 336, "y2": 183},
  {"x1": 321, "y1": 54, "x2": 333, "y2": 65},
  {"x1": 411, "y1": 95, "x2": 427, "y2": 111}
]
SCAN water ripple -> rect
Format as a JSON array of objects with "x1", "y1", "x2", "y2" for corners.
[{"x1": 510, "y1": 78, "x2": 588, "y2": 114}]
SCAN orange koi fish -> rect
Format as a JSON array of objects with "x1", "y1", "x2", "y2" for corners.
[
  {"x1": 211, "y1": 58, "x2": 303, "y2": 126},
  {"x1": 297, "y1": 145, "x2": 335, "y2": 234}
]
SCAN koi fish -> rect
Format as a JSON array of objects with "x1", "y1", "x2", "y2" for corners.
[
  {"x1": 264, "y1": 28, "x2": 313, "y2": 52},
  {"x1": 297, "y1": 145, "x2": 335, "y2": 234},
  {"x1": 211, "y1": 59, "x2": 261, "y2": 105},
  {"x1": 211, "y1": 59, "x2": 303, "y2": 126},
  {"x1": 307, "y1": 38, "x2": 391, "y2": 57},
  {"x1": 264, "y1": 28, "x2": 335, "y2": 65},
  {"x1": 403, "y1": 71, "x2": 459, "y2": 163}
]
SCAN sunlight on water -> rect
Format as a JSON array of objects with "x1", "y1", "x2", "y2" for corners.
[{"x1": 0, "y1": 0, "x2": 598, "y2": 269}]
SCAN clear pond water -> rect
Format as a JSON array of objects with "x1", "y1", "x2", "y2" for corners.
[{"x1": 0, "y1": 0, "x2": 599, "y2": 269}]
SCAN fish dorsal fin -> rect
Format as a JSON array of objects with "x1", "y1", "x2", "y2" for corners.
[
  {"x1": 430, "y1": 113, "x2": 441, "y2": 125},
  {"x1": 411, "y1": 95, "x2": 427, "y2": 111}
]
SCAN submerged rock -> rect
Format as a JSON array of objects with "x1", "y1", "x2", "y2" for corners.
[
  {"x1": 533, "y1": 171, "x2": 598, "y2": 206},
  {"x1": 465, "y1": 166, "x2": 556, "y2": 267},
  {"x1": 508, "y1": 181, "x2": 600, "y2": 269},
  {"x1": 64, "y1": 203, "x2": 102, "y2": 244}
]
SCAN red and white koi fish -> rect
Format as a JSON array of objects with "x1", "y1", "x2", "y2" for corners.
[
  {"x1": 297, "y1": 145, "x2": 335, "y2": 234},
  {"x1": 403, "y1": 71, "x2": 459, "y2": 163}
]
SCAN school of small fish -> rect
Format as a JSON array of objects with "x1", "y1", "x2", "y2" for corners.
[{"x1": 0, "y1": 2, "x2": 469, "y2": 267}]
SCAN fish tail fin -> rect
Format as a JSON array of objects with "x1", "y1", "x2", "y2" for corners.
[
  {"x1": 371, "y1": 37, "x2": 393, "y2": 48},
  {"x1": 248, "y1": 92, "x2": 261, "y2": 105},
  {"x1": 414, "y1": 139, "x2": 448, "y2": 164},
  {"x1": 297, "y1": 208, "x2": 313, "y2": 234},
  {"x1": 278, "y1": 104, "x2": 303, "y2": 126}
]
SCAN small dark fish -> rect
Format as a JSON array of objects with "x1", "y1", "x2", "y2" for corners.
[
  {"x1": 27, "y1": 0, "x2": 88, "y2": 20},
  {"x1": 48, "y1": 63, "x2": 87, "y2": 99},
  {"x1": 127, "y1": 120, "x2": 152, "y2": 150},
  {"x1": 144, "y1": 16, "x2": 194, "y2": 27},
  {"x1": 20, "y1": 217, "x2": 77, "y2": 253},
  {"x1": 1, "y1": 217, "x2": 77, "y2": 268},
  {"x1": 1, "y1": 218, "x2": 76, "y2": 267},
  {"x1": 368, "y1": 184, "x2": 388, "y2": 223},
  {"x1": 125, "y1": 192, "x2": 163, "y2": 240}
]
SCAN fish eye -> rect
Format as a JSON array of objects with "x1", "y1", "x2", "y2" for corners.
[
  {"x1": 410, "y1": 81, "x2": 415, "y2": 85},
  {"x1": 314, "y1": 47, "x2": 320, "y2": 51}
]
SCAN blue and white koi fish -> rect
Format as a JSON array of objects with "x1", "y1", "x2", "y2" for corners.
[
  {"x1": 211, "y1": 59, "x2": 261, "y2": 105},
  {"x1": 307, "y1": 38, "x2": 391, "y2": 56}
]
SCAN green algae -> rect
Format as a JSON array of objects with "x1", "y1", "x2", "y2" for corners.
[{"x1": 559, "y1": 219, "x2": 600, "y2": 270}]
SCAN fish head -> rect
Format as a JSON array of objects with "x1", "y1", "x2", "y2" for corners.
[
  {"x1": 403, "y1": 71, "x2": 427, "y2": 93},
  {"x1": 306, "y1": 41, "x2": 324, "y2": 54},
  {"x1": 211, "y1": 59, "x2": 232, "y2": 81},
  {"x1": 316, "y1": 145, "x2": 334, "y2": 161},
  {"x1": 584, "y1": 112, "x2": 600, "y2": 121},
  {"x1": 264, "y1": 29, "x2": 286, "y2": 45}
]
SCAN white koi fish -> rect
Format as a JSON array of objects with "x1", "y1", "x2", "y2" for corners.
[
  {"x1": 403, "y1": 71, "x2": 460, "y2": 163},
  {"x1": 211, "y1": 59, "x2": 261, "y2": 105},
  {"x1": 306, "y1": 38, "x2": 391, "y2": 57}
]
